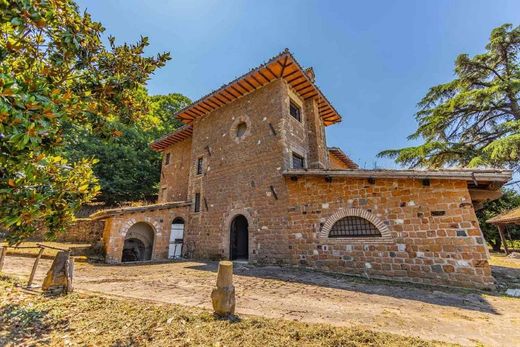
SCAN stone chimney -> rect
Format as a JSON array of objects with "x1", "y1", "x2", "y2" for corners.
[{"x1": 304, "y1": 67, "x2": 315, "y2": 82}]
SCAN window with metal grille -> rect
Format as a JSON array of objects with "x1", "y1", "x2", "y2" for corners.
[
  {"x1": 165, "y1": 153, "x2": 170, "y2": 165},
  {"x1": 289, "y1": 101, "x2": 301, "y2": 122},
  {"x1": 329, "y1": 216, "x2": 382, "y2": 238},
  {"x1": 196, "y1": 157, "x2": 203, "y2": 175},
  {"x1": 194, "y1": 193, "x2": 201, "y2": 212},
  {"x1": 292, "y1": 152, "x2": 305, "y2": 169}
]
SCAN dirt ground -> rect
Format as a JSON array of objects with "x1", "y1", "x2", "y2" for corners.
[{"x1": 3, "y1": 255, "x2": 520, "y2": 347}]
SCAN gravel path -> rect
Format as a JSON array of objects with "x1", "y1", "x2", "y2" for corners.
[{"x1": 3, "y1": 255, "x2": 520, "y2": 347}]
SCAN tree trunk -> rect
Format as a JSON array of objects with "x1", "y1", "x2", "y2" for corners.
[{"x1": 492, "y1": 236, "x2": 502, "y2": 252}]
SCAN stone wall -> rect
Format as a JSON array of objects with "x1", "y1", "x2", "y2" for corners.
[
  {"x1": 285, "y1": 175, "x2": 494, "y2": 289},
  {"x1": 30, "y1": 218, "x2": 104, "y2": 244},
  {"x1": 159, "y1": 137, "x2": 192, "y2": 203},
  {"x1": 329, "y1": 153, "x2": 349, "y2": 169},
  {"x1": 185, "y1": 79, "x2": 292, "y2": 263},
  {"x1": 103, "y1": 206, "x2": 189, "y2": 263}
]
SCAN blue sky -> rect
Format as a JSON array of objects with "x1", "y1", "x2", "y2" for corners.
[{"x1": 77, "y1": 0, "x2": 519, "y2": 170}]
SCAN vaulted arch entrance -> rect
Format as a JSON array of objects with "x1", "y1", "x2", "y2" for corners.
[
  {"x1": 230, "y1": 215, "x2": 249, "y2": 260},
  {"x1": 122, "y1": 222, "x2": 154, "y2": 262}
]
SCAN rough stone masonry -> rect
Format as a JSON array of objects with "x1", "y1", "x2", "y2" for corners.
[{"x1": 92, "y1": 50, "x2": 512, "y2": 290}]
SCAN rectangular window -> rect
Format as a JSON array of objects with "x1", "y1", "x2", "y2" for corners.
[
  {"x1": 289, "y1": 101, "x2": 301, "y2": 122},
  {"x1": 194, "y1": 193, "x2": 201, "y2": 212},
  {"x1": 196, "y1": 157, "x2": 203, "y2": 175},
  {"x1": 292, "y1": 152, "x2": 305, "y2": 169},
  {"x1": 165, "y1": 153, "x2": 171, "y2": 165}
]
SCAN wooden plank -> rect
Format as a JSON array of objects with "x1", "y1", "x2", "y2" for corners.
[
  {"x1": 0, "y1": 246, "x2": 6, "y2": 272},
  {"x1": 27, "y1": 247, "x2": 45, "y2": 288}
]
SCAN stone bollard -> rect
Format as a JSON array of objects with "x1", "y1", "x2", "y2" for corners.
[
  {"x1": 211, "y1": 260, "x2": 235, "y2": 317},
  {"x1": 42, "y1": 251, "x2": 74, "y2": 294}
]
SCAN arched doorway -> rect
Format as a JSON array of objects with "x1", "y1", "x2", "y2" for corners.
[
  {"x1": 169, "y1": 217, "x2": 185, "y2": 259},
  {"x1": 122, "y1": 222, "x2": 155, "y2": 262},
  {"x1": 230, "y1": 215, "x2": 248, "y2": 260}
]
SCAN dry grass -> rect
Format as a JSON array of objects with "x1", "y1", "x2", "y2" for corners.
[
  {"x1": 0, "y1": 277, "x2": 454, "y2": 347},
  {"x1": 489, "y1": 253, "x2": 520, "y2": 269}
]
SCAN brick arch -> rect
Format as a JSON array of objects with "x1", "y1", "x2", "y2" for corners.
[
  {"x1": 119, "y1": 218, "x2": 161, "y2": 238},
  {"x1": 320, "y1": 208, "x2": 391, "y2": 240},
  {"x1": 222, "y1": 208, "x2": 255, "y2": 259}
]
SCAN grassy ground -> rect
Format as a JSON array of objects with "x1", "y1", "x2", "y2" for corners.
[
  {"x1": 1, "y1": 242, "x2": 91, "y2": 259},
  {"x1": 489, "y1": 253, "x2": 520, "y2": 269},
  {"x1": 0, "y1": 277, "x2": 454, "y2": 347}
]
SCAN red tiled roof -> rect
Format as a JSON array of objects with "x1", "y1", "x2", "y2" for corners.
[
  {"x1": 487, "y1": 207, "x2": 520, "y2": 225},
  {"x1": 328, "y1": 147, "x2": 358, "y2": 169},
  {"x1": 174, "y1": 49, "x2": 342, "y2": 126},
  {"x1": 150, "y1": 125, "x2": 193, "y2": 151}
]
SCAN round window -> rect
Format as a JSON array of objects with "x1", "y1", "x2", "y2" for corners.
[{"x1": 236, "y1": 122, "x2": 247, "y2": 138}]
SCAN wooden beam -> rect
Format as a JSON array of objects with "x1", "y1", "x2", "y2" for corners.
[
  {"x1": 281, "y1": 68, "x2": 299, "y2": 79},
  {"x1": 219, "y1": 91, "x2": 234, "y2": 102},
  {"x1": 214, "y1": 94, "x2": 229, "y2": 105},
  {"x1": 28, "y1": 247, "x2": 44, "y2": 288},
  {"x1": 291, "y1": 79, "x2": 309, "y2": 89},
  {"x1": 303, "y1": 92, "x2": 319, "y2": 100},
  {"x1": 229, "y1": 85, "x2": 245, "y2": 97},
  {"x1": 287, "y1": 74, "x2": 304, "y2": 84},
  {"x1": 236, "y1": 81, "x2": 251, "y2": 93},
  {"x1": 265, "y1": 65, "x2": 278, "y2": 79},
  {"x1": 0, "y1": 246, "x2": 6, "y2": 272},
  {"x1": 258, "y1": 70, "x2": 272, "y2": 83},
  {"x1": 296, "y1": 84, "x2": 314, "y2": 94},
  {"x1": 497, "y1": 224, "x2": 510, "y2": 255},
  {"x1": 469, "y1": 189, "x2": 503, "y2": 203},
  {"x1": 279, "y1": 56, "x2": 289, "y2": 77},
  {"x1": 250, "y1": 74, "x2": 265, "y2": 87},
  {"x1": 243, "y1": 78, "x2": 257, "y2": 90},
  {"x1": 206, "y1": 98, "x2": 222, "y2": 108},
  {"x1": 223, "y1": 89, "x2": 239, "y2": 100}
]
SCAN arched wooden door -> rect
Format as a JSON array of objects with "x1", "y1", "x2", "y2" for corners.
[{"x1": 230, "y1": 215, "x2": 248, "y2": 260}]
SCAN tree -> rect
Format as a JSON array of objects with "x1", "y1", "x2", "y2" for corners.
[
  {"x1": 379, "y1": 24, "x2": 520, "y2": 172},
  {"x1": 0, "y1": 0, "x2": 170, "y2": 243},
  {"x1": 64, "y1": 92, "x2": 191, "y2": 205},
  {"x1": 149, "y1": 93, "x2": 191, "y2": 133},
  {"x1": 476, "y1": 189, "x2": 520, "y2": 251}
]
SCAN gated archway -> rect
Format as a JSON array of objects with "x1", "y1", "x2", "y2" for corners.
[{"x1": 122, "y1": 222, "x2": 155, "y2": 262}]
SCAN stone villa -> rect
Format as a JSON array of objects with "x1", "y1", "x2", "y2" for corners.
[{"x1": 92, "y1": 50, "x2": 512, "y2": 289}]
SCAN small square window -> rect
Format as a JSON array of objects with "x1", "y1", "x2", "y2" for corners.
[
  {"x1": 165, "y1": 153, "x2": 171, "y2": 165},
  {"x1": 292, "y1": 152, "x2": 305, "y2": 169},
  {"x1": 196, "y1": 157, "x2": 203, "y2": 175},
  {"x1": 289, "y1": 101, "x2": 301, "y2": 122},
  {"x1": 194, "y1": 193, "x2": 201, "y2": 212}
]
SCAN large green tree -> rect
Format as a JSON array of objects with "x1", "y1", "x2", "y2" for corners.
[
  {"x1": 0, "y1": 0, "x2": 170, "y2": 243},
  {"x1": 379, "y1": 24, "x2": 520, "y2": 172},
  {"x1": 64, "y1": 93, "x2": 191, "y2": 205},
  {"x1": 476, "y1": 189, "x2": 520, "y2": 251}
]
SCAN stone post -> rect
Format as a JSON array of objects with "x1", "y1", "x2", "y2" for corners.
[
  {"x1": 211, "y1": 261, "x2": 235, "y2": 317},
  {"x1": 42, "y1": 250, "x2": 74, "y2": 294}
]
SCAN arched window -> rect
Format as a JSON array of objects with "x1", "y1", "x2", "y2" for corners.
[{"x1": 329, "y1": 216, "x2": 382, "y2": 238}]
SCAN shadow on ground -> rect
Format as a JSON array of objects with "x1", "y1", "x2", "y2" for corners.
[
  {"x1": 180, "y1": 261, "x2": 503, "y2": 314},
  {"x1": 0, "y1": 303, "x2": 53, "y2": 345}
]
